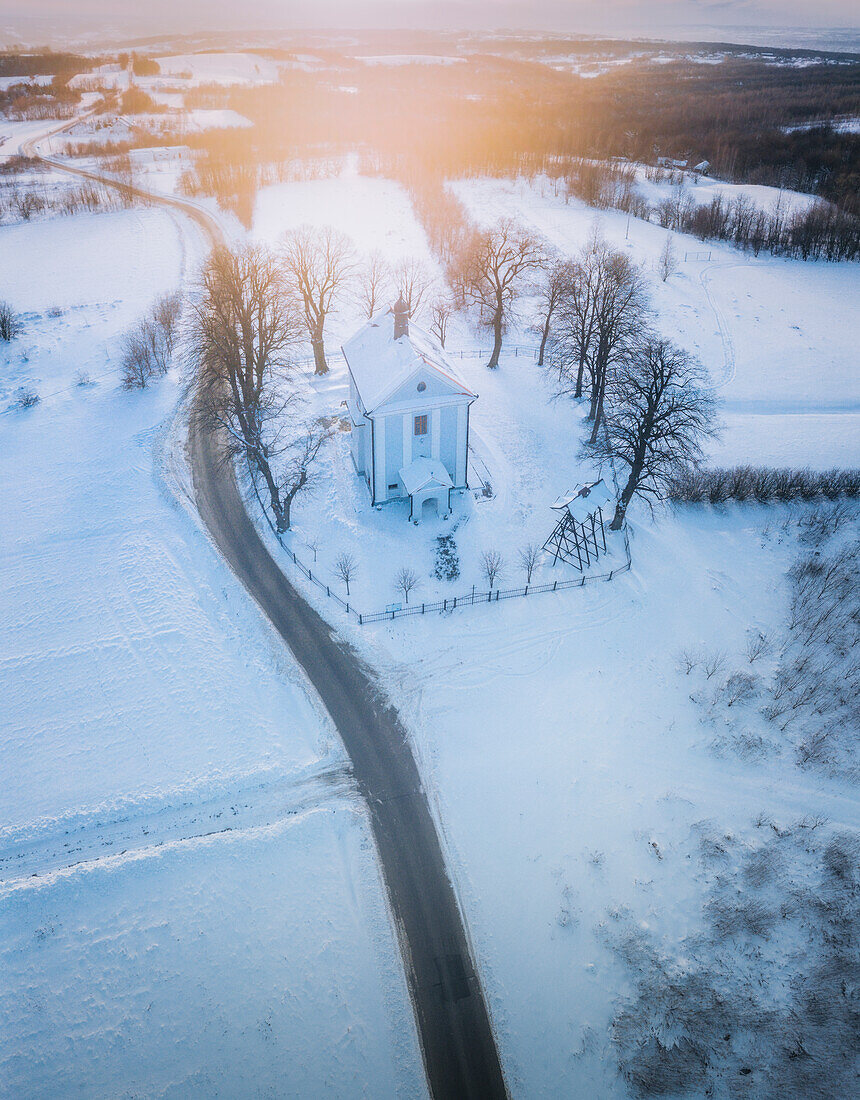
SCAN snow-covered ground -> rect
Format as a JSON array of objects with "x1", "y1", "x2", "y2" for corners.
[
  {"x1": 452, "y1": 175, "x2": 860, "y2": 469},
  {"x1": 252, "y1": 161, "x2": 437, "y2": 261},
  {"x1": 239, "y1": 167, "x2": 858, "y2": 1095},
  {"x1": 347, "y1": 504, "x2": 859, "y2": 1097},
  {"x1": 154, "y1": 52, "x2": 283, "y2": 86},
  {"x1": 355, "y1": 54, "x2": 466, "y2": 66},
  {"x1": 4, "y1": 114, "x2": 857, "y2": 1096},
  {"x1": 0, "y1": 205, "x2": 424, "y2": 1096}
]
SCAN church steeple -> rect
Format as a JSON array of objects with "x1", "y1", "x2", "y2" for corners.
[{"x1": 393, "y1": 296, "x2": 409, "y2": 340}]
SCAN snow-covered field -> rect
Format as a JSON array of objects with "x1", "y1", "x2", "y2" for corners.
[
  {"x1": 239, "y1": 167, "x2": 859, "y2": 1095},
  {"x1": 154, "y1": 52, "x2": 283, "y2": 86},
  {"x1": 452, "y1": 175, "x2": 860, "y2": 469},
  {"x1": 0, "y1": 206, "x2": 424, "y2": 1096},
  {"x1": 3, "y1": 112, "x2": 858, "y2": 1097},
  {"x1": 349, "y1": 503, "x2": 859, "y2": 1098}
]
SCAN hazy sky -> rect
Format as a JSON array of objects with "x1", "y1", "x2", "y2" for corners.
[{"x1": 2, "y1": 0, "x2": 858, "y2": 41}]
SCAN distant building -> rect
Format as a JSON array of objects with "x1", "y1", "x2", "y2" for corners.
[
  {"x1": 693, "y1": 160, "x2": 711, "y2": 175},
  {"x1": 342, "y1": 299, "x2": 477, "y2": 521},
  {"x1": 657, "y1": 156, "x2": 689, "y2": 169}
]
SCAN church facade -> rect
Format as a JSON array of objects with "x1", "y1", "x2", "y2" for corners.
[{"x1": 342, "y1": 300, "x2": 477, "y2": 521}]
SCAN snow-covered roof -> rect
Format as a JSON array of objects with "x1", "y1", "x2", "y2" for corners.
[
  {"x1": 399, "y1": 458, "x2": 453, "y2": 496},
  {"x1": 342, "y1": 308, "x2": 476, "y2": 414},
  {"x1": 552, "y1": 479, "x2": 614, "y2": 523}
]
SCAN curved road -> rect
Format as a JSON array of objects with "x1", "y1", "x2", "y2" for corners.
[{"x1": 23, "y1": 115, "x2": 508, "y2": 1100}]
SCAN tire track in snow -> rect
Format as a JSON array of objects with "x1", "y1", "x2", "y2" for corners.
[
  {"x1": 698, "y1": 262, "x2": 743, "y2": 390},
  {"x1": 0, "y1": 758, "x2": 355, "y2": 889}
]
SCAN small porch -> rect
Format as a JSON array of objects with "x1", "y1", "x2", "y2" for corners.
[{"x1": 399, "y1": 458, "x2": 454, "y2": 524}]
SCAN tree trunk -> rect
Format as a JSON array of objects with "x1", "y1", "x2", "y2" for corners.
[
  {"x1": 574, "y1": 351, "x2": 586, "y2": 399},
  {"x1": 611, "y1": 459, "x2": 643, "y2": 530},
  {"x1": 487, "y1": 313, "x2": 503, "y2": 369},
  {"x1": 537, "y1": 315, "x2": 551, "y2": 366},
  {"x1": 311, "y1": 332, "x2": 328, "y2": 375},
  {"x1": 258, "y1": 458, "x2": 287, "y2": 532},
  {"x1": 589, "y1": 369, "x2": 607, "y2": 444}
]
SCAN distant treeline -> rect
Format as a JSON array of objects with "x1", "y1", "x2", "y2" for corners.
[
  {"x1": 207, "y1": 54, "x2": 859, "y2": 214},
  {"x1": 0, "y1": 51, "x2": 95, "y2": 78},
  {"x1": 557, "y1": 158, "x2": 860, "y2": 261}
]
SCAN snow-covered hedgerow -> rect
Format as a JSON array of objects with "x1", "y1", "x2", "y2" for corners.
[
  {"x1": 669, "y1": 465, "x2": 860, "y2": 504},
  {"x1": 605, "y1": 818, "x2": 860, "y2": 1099}
]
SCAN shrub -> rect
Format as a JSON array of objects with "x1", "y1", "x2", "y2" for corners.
[
  {"x1": 14, "y1": 385, "x2": 39, "y2": 407},
  {"x1": 0, "y1": 300, "x2": 23, "y2": 341},
  {"x1": 433, "y1": 533, "x2": 460, "y2": 581},
  {"x1": 669, "y1": 465, "x2": 860, "y2": 503}
]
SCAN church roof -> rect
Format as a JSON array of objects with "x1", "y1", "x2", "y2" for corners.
[
  {"x1": 399, "y1": 458, "x2": 454, "y2": 496},
  {"x1": 552, "y1": 479, "x2": 614, "y2": 522},
  {"x1": 342, "y1": 307, "x2": 476, "y2": 414}
]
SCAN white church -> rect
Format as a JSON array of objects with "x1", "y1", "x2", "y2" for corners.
[{"x1": 342, "y1": 300, "x2": 477, "y2": 522}]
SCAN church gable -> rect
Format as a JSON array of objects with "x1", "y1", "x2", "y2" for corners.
[{"x1": 376, "y1": 362, "x2": 471, "y2": 412}]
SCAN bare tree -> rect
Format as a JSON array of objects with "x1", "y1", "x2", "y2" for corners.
[
  {"x1": 535, "y1": 257, "x2": 572, "y2": 366},
  {"x1": 584, "y1": 243, "x2": 649, "y2": 443},
  {"x1": 428, "y1": 295, "x2": 455, "y2": 348},
  {"x1": 305, "y1": 531, "x2": 322, "y2": 563},
  {"x1": 151, "y1": 291, "x2": 183, "y2": 354},
  {"x1": 393, "y1": 256, "x2": 435, "y2": 319},
  {"x1": 335, "y1": 552, "x2": 357, "y2": 596},
  {"x1": 518, "y1": 543, "x2": 541, "y2": 583},
  {"x1": 454, "y1": 218, "x2": 545, "y2": 368},
  {"x1": 746, "y1": 631, "x2": 772, "y2": 663},
  {"x1": 481, "y1": 549, "x2": 504, "y2": 589},
  {"x1": 358, "y1": 250, "x2": 391, "y2": 319},
  {"x1": 702, "y1": 651, "x2": 728, "y2": 681},
  {"x1": 587, "y1": 337, "x2": 717, "y2": 529},
  {"x1": 189, "y1": 244, "x2": 323, "y2": 533},
  {"x1": 551, "y1": 246, "x2": 601, "y2": 400},
  {"x1": 658, "y1": 235, "x2": 678, "y2": 282},
  {"x1": 395, "y1": 566, "x2": 419, "y2": 604},
  {"x1": 0, "y1": 300, "x2": 22, "y2": 341},
  {"x1": 280, "y1": 225, "x2": 356, "y2": 374},
  {"x1": 120, "y1": 322, "x2": 162, "y2": 388},
  {"x1": 277, "y1": 426, "x2": 332, "y2": 532}
]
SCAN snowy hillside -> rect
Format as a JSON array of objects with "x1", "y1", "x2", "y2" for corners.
[
  {"x1": 452, "y1": 175, "x2": 860, "y2": 469},
  {"x1": 0, "y1": 206, "x2": 424, "y2": 1097}
]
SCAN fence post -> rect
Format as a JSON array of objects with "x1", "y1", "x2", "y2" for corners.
[
  {"x1": 421, "y1": 603, "x2": 425, "y2": 614},
  {"x1": 326, "y1": 586, "x2": 330, "y2": 596},
  {"x1": 608, "y1": 571, "x2": 613, "y2": 581},
  {"x1": 553, "y1": 580, "x2": 558, "y2": 591},
  {"x1": 525, "y1": 584, "x2": 529, "y2": 595},
  {"x1": 359, "y1": 613, "x2": 363, "y2": 624},
  {"x1": 443, "y1": 599, "x2": 447, "y2": 611},
  {"x1": 308, "y1": 569, "x2": 313, "y2": 580}
]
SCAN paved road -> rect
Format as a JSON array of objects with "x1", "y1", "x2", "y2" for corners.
[{"x1": 25, "y1": 117, "x2": 509, "y2": 1099}]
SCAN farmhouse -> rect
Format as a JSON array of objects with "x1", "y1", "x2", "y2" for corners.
[{"x1": 342, "y1": 299, "x2": 477, "y2": 521}]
